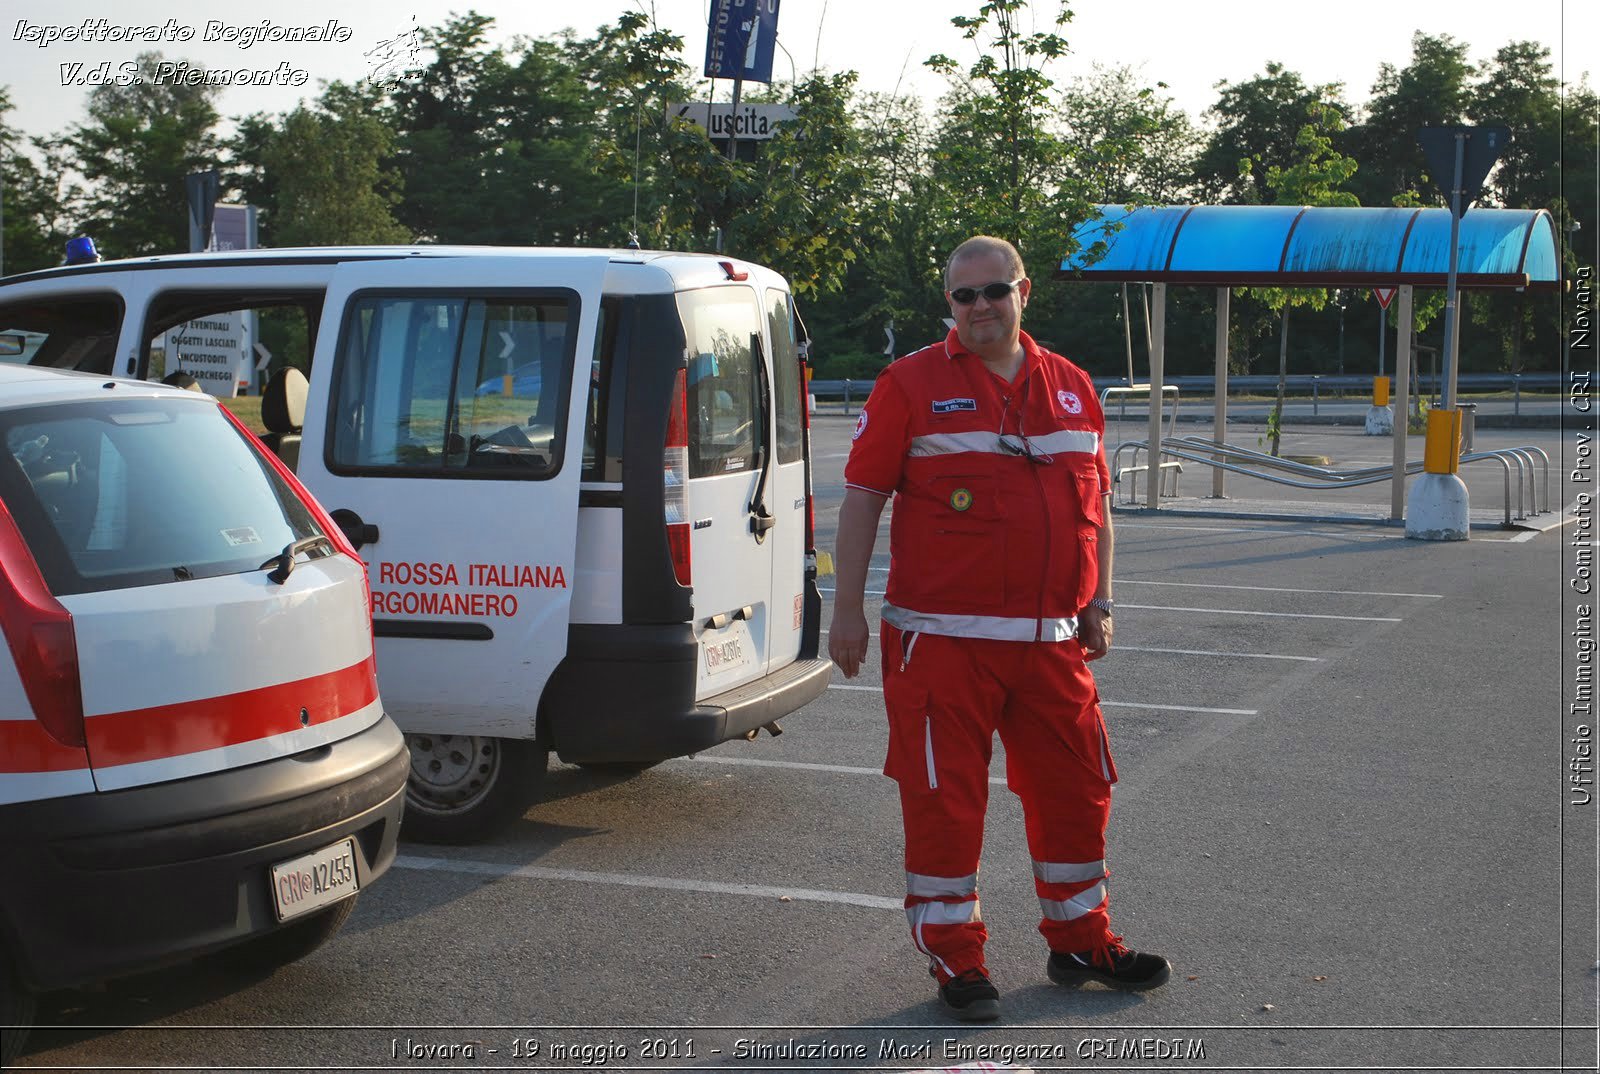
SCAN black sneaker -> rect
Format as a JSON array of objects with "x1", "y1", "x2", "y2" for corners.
[
  {"x1": 939, "y1": 968, "x2": 1001, "y2": 1021},
  {"x1": 1048, "y1": 935, "x2": 1171, "y2": 991}
]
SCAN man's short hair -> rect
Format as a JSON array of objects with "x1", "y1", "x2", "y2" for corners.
[{"x1": 945, "y1": 236, "x2": 1027, "y2": 289}]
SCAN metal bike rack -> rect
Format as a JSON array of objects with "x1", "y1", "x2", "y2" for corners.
[
  {"x1": 1110, "y1": 435, "x2": 1543, "y2": 527},
  {"x1": 1102, "y1": 384, "x2": 1183, "y2": 498}
]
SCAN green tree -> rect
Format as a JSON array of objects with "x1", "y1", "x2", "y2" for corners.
[
  {"x1": 1, "y1": 88, "x2": 74, "y2": 274},
  {"x1": 1059, "y1": 65, "x2": 1200, "y2": 203},
  {"x1": 922, "y1": 0, "x2": 1099, "y2": 340},
  {"x1": 1239, "y1": 103, "x2": 1361, "y2": 455},
  {"x1": 1194, "y1": 63, "x2": 1349, "y2": 204},
  {"x1": 1344, "y1": 32, "x2": 1473, "y2": 206},
  {"x1": 65, "y1": 52, "x2": 222, "y2": 257},
  {"x1": 257, "y1": 84, "x2": 409, "y2": 247}
]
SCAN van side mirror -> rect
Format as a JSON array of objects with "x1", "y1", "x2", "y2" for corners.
[{"x1": 0, "y1": 333, "x2": 25, "y2": 357}]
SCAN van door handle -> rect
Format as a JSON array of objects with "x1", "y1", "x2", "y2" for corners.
[
  {"x1": 329, "y1": 508, "x2": 380, "y2": 550},
  {"x1": 749, "y1": 508, "x2": 776, "y2": 536}
]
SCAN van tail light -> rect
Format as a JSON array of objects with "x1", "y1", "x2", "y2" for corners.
[
  {"x1": 664, "y1": 367, "x2": 692, "y2": 588},
  {"x1": 0, "y1": 501, "x2": 85, "y2": 750},
  {"x1": 220, "y1": 405, "x2": 375, "y2": 645}
]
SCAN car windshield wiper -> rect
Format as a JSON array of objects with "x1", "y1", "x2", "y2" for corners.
[{"x1": 261, "y1": 535, "x2": 335, "y2": 585}]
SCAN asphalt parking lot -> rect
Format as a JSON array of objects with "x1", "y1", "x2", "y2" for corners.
[{"x1": 12, "y1": 413, "x2": 1596, "y2": 1072}]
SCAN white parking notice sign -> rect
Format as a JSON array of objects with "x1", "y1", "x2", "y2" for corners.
[{"x1": 165, "y1": 312, "x2": 252, "y2": 397}]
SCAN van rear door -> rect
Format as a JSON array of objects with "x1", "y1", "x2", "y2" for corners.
[
  {"x1": 296, "y1": 256, "x2": 606, "y2": 738},
  {"x1": 676, "y1": 285, "x2": 775, "y2": 698}
]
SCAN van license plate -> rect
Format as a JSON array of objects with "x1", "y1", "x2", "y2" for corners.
[
  {"x1": 270, "y1": 838, "x2": 360, "y2": 922},
  {"x1": 702, "y1": 624, "x2": 751, "y2": 677}
]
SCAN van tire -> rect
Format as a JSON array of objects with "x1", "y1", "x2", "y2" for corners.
[
  {"x1": 402, "y1": 735, "x2": 548, "y2": 844},
  {"x1": 0, "y1": 950, "x2": 36, "y2": 1067},
  {"x1": 212, "y1": 896, "x2": 358, "y2": 974}
]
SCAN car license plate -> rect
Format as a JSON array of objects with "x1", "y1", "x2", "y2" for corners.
[
  {"x1": 270, "y1": 838, "x2": 359, "y2": 922},
  {"x1": 702, "y1": 622, "x2": 751, "y2": 677}
]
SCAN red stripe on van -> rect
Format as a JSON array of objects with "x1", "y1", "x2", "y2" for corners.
[
  {"x1": 0, "y1": 719, "x2": 91, "y2": 773},
  {"x1": 83, "y1": 656, "x2": 380, "y2": 769}
]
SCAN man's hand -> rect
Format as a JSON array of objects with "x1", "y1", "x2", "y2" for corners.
[
  {"x1": 829, "y1": 608, "x2": 872, "y2": 679},
  {"x1": 1078, "y1": 606, "x2": 1113, "y2": 661}
]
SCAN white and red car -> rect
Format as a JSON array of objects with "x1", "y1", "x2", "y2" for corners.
[{"x1": 0, "y1": 365, "x2": 408, "y2": 1062}]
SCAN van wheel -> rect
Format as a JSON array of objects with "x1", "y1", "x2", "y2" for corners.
[
  {"x1": 0, "y1": 950, "x2": 35, "y2": 1067},
  {"x1": 403, "y1": 734, "x2": 548, "y2": 844},
  {"x1": 213, "y1": 896, "x2": 358, "y2": 974}
]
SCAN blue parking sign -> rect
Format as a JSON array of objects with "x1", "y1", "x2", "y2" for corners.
[{"x1": 704, "y1": 0, "x2": 781, "y2": 83}]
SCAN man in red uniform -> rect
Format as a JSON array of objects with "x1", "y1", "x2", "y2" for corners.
[{"x1": 830, "y1": 236, "x2": 1169, "y2": 1021}]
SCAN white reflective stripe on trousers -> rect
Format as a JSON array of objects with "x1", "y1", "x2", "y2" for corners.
[
  {"x1": 906, "y1": 871, "x2": 978, "y2": 899},
  {"x1": 908, "y1": 429, "x2": 1101, "y2": 458},
  {"x1": 1033, "y1": 859, "x2": 1107, "y2": 885},
  {"x1": 1039, "y1": 883, "x2": 1107, "y2": 921},
  {"x1": 885, "y1": 603, "x2": 1078, "y2": 643},
  {"x1": 907, "y1": 899, "x2": 983, "y2": 927}
]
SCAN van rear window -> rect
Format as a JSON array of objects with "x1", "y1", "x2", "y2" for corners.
[
  {"x1": 0, "y1": 398, "x2": 322, "y2": 596},
  {"x1": 676, "y1": 289, "x2": 763, "y2": 479},
  {"x1": 328, "y1": 293, "x2": 577, "y2": 478}
]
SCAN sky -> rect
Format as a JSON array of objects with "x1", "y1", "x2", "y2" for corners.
[{"x1": 0, "y1": 0, "x2": 1594, "y2": 141}]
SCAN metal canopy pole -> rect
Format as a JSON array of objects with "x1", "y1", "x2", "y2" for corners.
[
  {"x1": 1213, "y1": 286, "x2": 1229, "y2": 498},
  {"x1": 1391, "y1": 284, "x2": 1414, "y2": 520},
  {"x1": 1146, "y1": 282, "x2": 1167, "y2": 510},
  {"x1": 1440, "y1": 132, "x2": 1465, "y2": 410}
]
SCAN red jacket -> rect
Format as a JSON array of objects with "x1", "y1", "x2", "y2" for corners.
[{"x1": 844, "y1": 330, "x2": 1109, "y2": 642}]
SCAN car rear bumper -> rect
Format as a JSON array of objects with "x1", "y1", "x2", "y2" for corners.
[
  {"x1": 0, "y1": 715, "x2": 408, "y2": 991},
  {"x1": 544, "y1": 624, "x2": 833, "y2": 763}
]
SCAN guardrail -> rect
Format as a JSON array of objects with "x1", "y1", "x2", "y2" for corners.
[{"x1": 810, "y1": 372, "x2": 1561, "y2": 415}]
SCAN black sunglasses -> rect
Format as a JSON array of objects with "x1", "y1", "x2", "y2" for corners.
[
  {"x1": 998, "y1": 433, "x2": 1053, "y2": 465},
  {"x1": 948, "y1": 278, "x2": 1024, "y2": 305}
]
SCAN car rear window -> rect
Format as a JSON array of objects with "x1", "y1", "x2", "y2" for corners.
[{"x1": 0, "y1": 397, "x2": 323, "y2": 596}]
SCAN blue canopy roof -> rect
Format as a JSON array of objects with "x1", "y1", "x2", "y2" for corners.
[{"x1": 1058, "y1": 204, "x2": 1562, "y2": 291}]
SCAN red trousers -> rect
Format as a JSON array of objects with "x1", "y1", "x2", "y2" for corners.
[{"x1": 881, "y1": 622, "x2": 1118, "y2": 982}]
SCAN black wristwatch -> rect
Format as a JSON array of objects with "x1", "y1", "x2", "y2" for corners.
[{"x1": 1085, "y1": 597, "x2": 1114, "y2": 616}]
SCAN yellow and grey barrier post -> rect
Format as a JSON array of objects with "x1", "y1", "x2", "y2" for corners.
[
  {"x1": 1406, "y1": 406, "x2": 1469, "y2": 540},
  {"x1": 1422, "y1": 407, "x2": 1461, "y2": 474},
  {"x1": 1364, "y1": 375, "x2": 1395, "y2": 436}
]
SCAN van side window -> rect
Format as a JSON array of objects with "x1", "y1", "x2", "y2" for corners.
[
  {"x1": 676, "y1": 289, "x2": 762, "y2": 479},
  {"x1": 2, "y1": 293, "x2": 124, "y2": 375},
  {"x1": 766, "y1": 291, "x2": 804, "y2": 466},
  {"x1": 329, "y1": 293, "x2": 576, "y2": 478}
]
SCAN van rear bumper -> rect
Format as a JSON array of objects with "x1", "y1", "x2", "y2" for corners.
[
  {"x1": 545, "y1": 624, "x2": 833, "y2": 763},
  {"x1": 0, "y1": 716, "x2": 408, "y2": 992}
]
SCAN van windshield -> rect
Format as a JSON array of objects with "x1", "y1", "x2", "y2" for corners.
[{"x1": 0, "y1": 397, "x2": 322, "y2": 596}]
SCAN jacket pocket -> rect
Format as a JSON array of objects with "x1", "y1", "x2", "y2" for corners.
[
  {"x1": 1077, "y1": 529, "x2": 1100, "y2": 610},
  {"x1": 1074, "y1": 467, "x2": 1104, "y2": 527}
]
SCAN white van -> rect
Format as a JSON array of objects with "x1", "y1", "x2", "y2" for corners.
[{"x1": 0, "y1": 247, "x2": 832, "y2": 843}]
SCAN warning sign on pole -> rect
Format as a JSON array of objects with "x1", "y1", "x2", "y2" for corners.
[{"x1": 1373, "y1": 287, "x2": 1397, "y2": 310}]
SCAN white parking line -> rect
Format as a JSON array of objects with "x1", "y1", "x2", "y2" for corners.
[
  {"x1": 826, "y1": 684, "x2": 1256, "y2": 715},
  {"x1": 1116, "y1": 522, "x2": 1397, "y2": 541},
  {"x1": 1118, "y1": 578, "x2": 1443, "y2": 599},
  {"x1": 682, "y1": 753, "x2": 1009, "y2": 787},
  {"x1": 821, "y1": 631, "x2": 1319, "y2": 663},
  {"x1": 1121, "y1": 603, "x2": 1401, "y2": 623},
  {"x1": 395, "y1": 855, "x2": 903, "y2": 911},
  {"x1": 820, "y1": 593, "x2": 1401, "y2": 623},
  {"x1": 1119, "y1": 644, "x2": 1320, "y2": 662}
]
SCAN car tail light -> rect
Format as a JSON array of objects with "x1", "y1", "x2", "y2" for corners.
[
  {"x1": 664, "y1": 367, "x2": 692, "y2": 588},
  {"x1": 0, "y1": 500, "x2": 85, "y2": 749}
]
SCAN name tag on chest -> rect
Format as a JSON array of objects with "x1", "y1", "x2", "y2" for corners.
[{"x1": 931, "y1": 397, "x2": 978, "y2": 414}]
